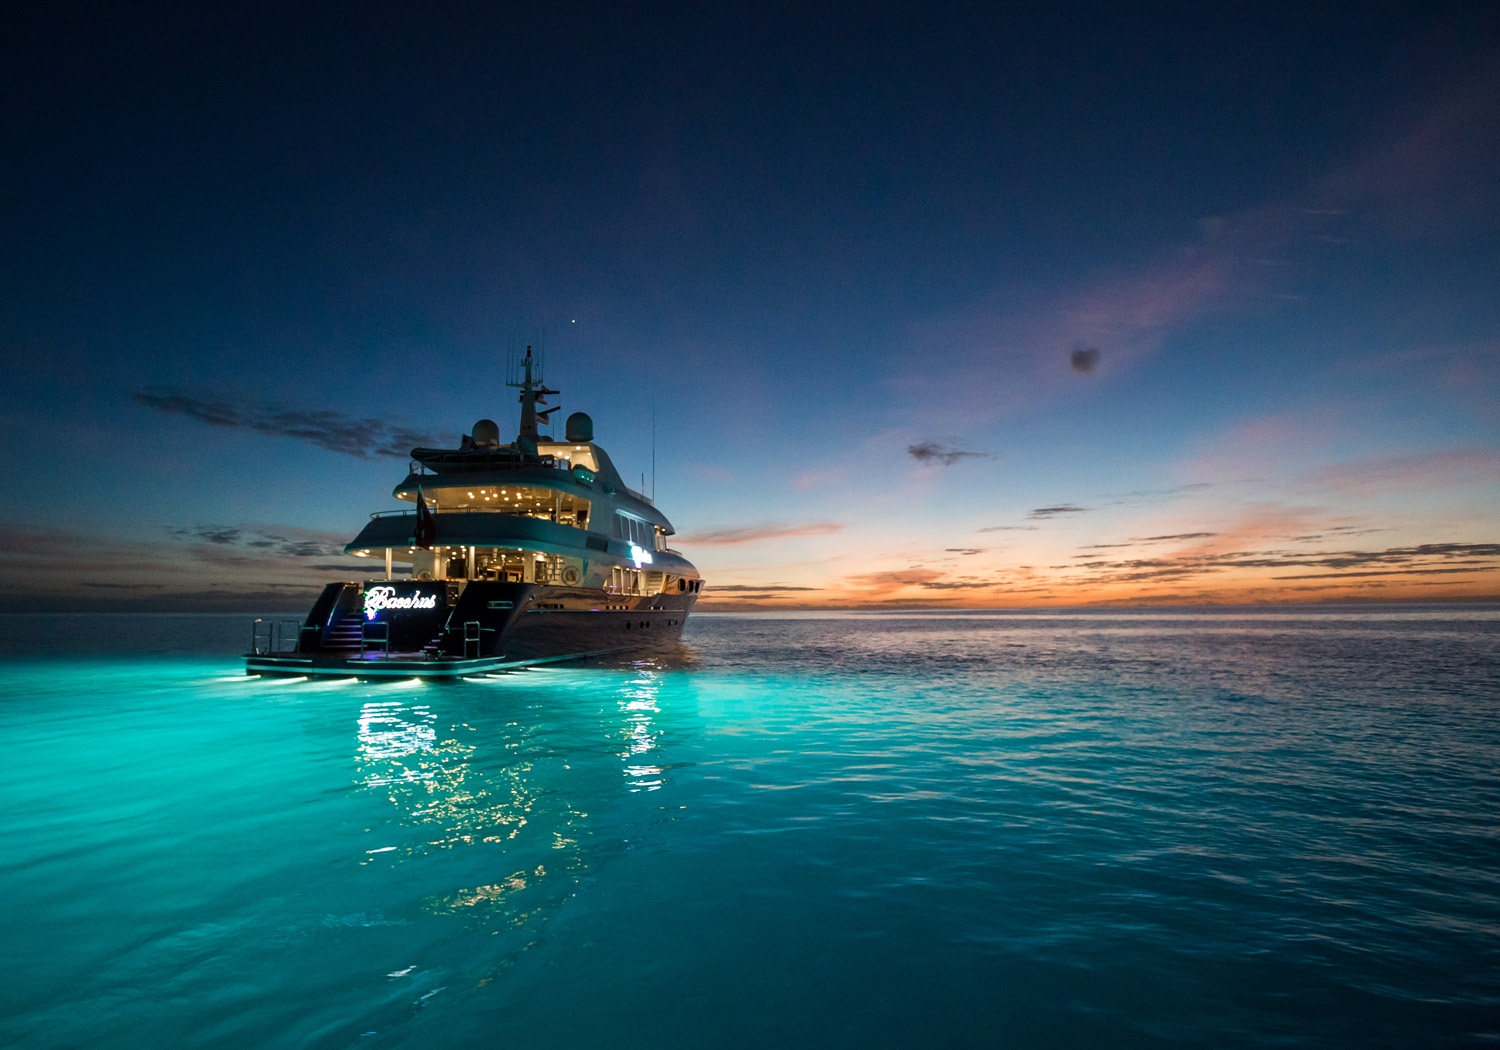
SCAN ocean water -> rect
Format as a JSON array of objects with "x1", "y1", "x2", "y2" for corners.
[{"x1": 1, "y1": 608, "x2": 1497, "y2": 1048}]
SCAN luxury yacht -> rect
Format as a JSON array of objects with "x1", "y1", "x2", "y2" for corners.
[{"x1": 247, "y1": 349, "x2": 702, "y2": 677}]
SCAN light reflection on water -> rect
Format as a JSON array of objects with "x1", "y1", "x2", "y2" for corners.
[
  {"x1": 350, "y1": 692, "x2": 590, "y2": 939},
  {"x1": 0, "y1": 610, "x2": 1497, "y2": 1049},
  {"x1": 620, "y1": 670, "x2": 666, "y2": 791}
]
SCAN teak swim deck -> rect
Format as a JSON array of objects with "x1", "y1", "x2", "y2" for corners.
[{"x1": 245, "y1": 644, "x2": 642, "y2": 679}]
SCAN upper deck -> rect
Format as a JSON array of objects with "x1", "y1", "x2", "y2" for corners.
[
  {"x1": 391, "y1": 442, "x2": 673, "y2": 532},
  {"x1": 341, "y1": 347, "x2": 695, "y2": 589}
]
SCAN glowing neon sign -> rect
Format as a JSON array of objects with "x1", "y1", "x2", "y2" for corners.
[{"x1": 363, "y1": 585, "x2": 439, "y2": 620}]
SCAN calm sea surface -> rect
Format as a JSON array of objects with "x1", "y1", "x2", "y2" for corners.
[{"x1": 1, "y1": 609, "x2": 1497, "y2": 1048}]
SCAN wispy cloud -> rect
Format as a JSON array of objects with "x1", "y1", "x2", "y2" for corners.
[
  {"x1": 1306, "y1": 448, "x2": 1500, "y2": 496},
  {"x1": 1074, "y1": 532, "x2": 1220, "y2": 548},
  {"x1": 978, "y1": 525, "x2": 1039, "y2": 532},
  {"x1": 907, "y1": 442, "x2": 990, "y2": 467},
  {"x1": 906, "y1": 246, "x2": 1231, "y2": 422},
  {"x1": 803, "y1": 535, "x2": 1500, "y2": 608},
  {"x1": 167, "y1": 524, "x2": 352, "y2": 559},
  {"x1": 0, "y1": 522, "x2": 362, "y2": 610},
  {"x1": 902, "y1": 59, "x2": 1500, "y2": 425},
  {"x1": 1028, "y1": 504, "x2": 1090, "y2": 519},
  {"x1": 1101, "y1": 483, "x2": 1214, "y2": 506},
  {"x1": 842, "y1": 569, "x2": 992, "y2": 593},
  {"x1": 678, "y1": 522, "x2": 844, "y2": 545},
  {"x1": 133, "y1": 389, "x2": 442, "y2": 459},
  {"x1": 1050, "y1": 541, "x2": 1500, "y2": 586},
  {"x1": 705, "y1": 583, "x2": 820, "y2": 592}
]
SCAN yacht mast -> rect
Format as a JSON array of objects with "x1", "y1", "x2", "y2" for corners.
[{"x1": 508, "y1": 345, "x2": 558, "y2": 450}]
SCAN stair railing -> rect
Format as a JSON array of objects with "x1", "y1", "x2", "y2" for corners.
[
  {"x1": 462, "y1": 621, "x2": 495, "y2": 659},
  {"x1": 361, "y1": 621, "x2": 390, "y2": 657}
]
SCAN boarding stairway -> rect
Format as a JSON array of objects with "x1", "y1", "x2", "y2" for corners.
[{"x1": 322, "y1": 620, "x2": 366, "y2": 653}]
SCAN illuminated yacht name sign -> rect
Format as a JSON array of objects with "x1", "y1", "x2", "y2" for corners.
[{"x1": 363, "y1": 585, "x2": 439, "y2": 620}]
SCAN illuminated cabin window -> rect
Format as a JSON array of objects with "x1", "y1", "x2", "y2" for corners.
[
  {"x1": 473, "y1": 549, "x2": 583, "y2": 584},
  {"x1": 612, "y1": 512, "x2": 657, "y2": 548},
  {"x1": 411, "y1": 486, "x2": 590, "y2": 528},
  {"x1": 606, "y1": 566, "x2": 670, "y2": 596},
  {"x1": 535, "y1": 443, "x2": 599, "y2": 473},
  {"x1": 410, "y1": 547, "x2": 585, "y2": 584},
  {"x1": 607, "y1": 566, "x2": 639, "y2": 596}
]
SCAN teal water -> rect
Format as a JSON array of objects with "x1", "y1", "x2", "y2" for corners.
[{"x1": 2, "y1": 609, "x2": 1498, "y2": 1048}]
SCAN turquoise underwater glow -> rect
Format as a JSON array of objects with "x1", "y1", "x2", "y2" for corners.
[{"x1": 2, "y1": 610, "x2": 1498, "y2": 1048}]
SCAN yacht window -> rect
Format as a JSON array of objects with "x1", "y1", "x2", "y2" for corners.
[
  {"x1": 613, "y1": 512, "x2": 656, "y2": 549},
  {"x1": 607, "y1": 566, "x2": 641, "y2": 595},
  {"x1": 468, "y1": 548, "x2": 584, "y2": 584},
  {"x1": 536, "y1": 443, "x2": 599, "y2": 473},
  {"x1": 414, "y1": 485, "x2": 589, "y2": 526}
]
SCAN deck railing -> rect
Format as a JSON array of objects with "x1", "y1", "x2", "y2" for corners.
[
  {"x1": 360, "y1": 621, "x2": 390, "y2": 656},
  {"x1": 250, "y1": 619, "x2": 304, "y2": 656}
]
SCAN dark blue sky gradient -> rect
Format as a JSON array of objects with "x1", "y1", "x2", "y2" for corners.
[{"x1": 3, "y1": 2, "x2": 1498, "y2": 607}]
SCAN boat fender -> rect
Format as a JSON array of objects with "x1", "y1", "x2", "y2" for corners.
[{"x1": 562, "y1": 566, "x2": 582, "y2": 586}]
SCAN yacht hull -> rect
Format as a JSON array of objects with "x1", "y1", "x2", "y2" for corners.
[{"x1": 246, "y1": 579, "x2": 696, "y2": 678}]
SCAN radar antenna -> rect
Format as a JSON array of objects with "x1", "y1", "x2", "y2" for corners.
[{"x1": 507, "y1": 345, "x2": 560, "y2": 450}]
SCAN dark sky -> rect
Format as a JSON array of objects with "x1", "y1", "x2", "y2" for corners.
[{"x1": 3, "y1": 2, "x2": 1498, "y2": 608}]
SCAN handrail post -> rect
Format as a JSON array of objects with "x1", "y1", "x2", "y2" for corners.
[
  {"x1": 361, "y1": 621, "x2": 389, "y2": 657},
  {"x1": 251, "y1": 618, "x2": 272, "y2": 656}
]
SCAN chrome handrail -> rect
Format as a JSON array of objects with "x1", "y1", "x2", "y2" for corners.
[
  {"x1": 462, "y1": 620, "x2": 495, "y2": 659},
  {"x1": 361, "y1": 621, "x2": 390, "y2": 656}
]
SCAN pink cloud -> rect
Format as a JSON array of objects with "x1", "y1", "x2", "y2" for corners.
[
  {"x1": 678, "y1": 521, "x2": 844, "y2": 545},
  {"x1": 898, "y1": 57, "x2": 1500, "y2": 427},
  {"x1": 1313, "y1": 55, "x2": 1500, "y2": 233},
  {"x1": 1307, "y1": 448, "x2": 1500, "y2": 496}
]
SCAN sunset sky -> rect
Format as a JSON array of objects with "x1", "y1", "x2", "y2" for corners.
[{"x1": 3, "y1": 3, "x2": 1498, "y2": 610}]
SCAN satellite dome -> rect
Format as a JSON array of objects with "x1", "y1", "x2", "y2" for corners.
[
  {"x1": 565, "y1": 412, "x2": 594, "y2": 442},
  {"x1": 471, "y1": 418, "x2": 501, "y2": 447}
]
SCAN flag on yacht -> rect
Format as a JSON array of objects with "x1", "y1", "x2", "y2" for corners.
[{"x1": 414, "y1": 487, "x2": 435, "y2": 549}]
